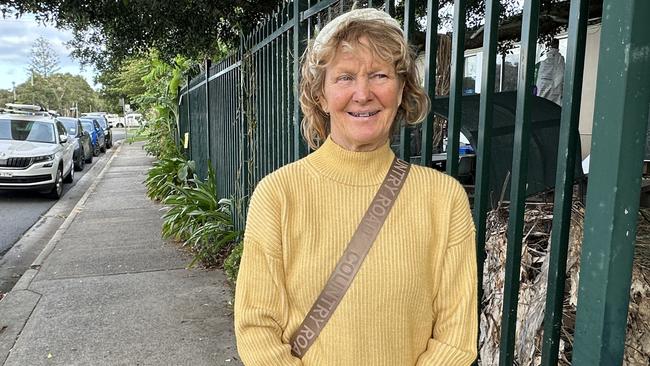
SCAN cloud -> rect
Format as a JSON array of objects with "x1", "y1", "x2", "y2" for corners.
[{"x1": 0, "y1": 14, "x2": 97, "y2": 90}]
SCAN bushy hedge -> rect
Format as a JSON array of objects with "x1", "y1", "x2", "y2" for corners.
[{"x1": 146, "y1": 158, "x2": 243, "y2": 284}]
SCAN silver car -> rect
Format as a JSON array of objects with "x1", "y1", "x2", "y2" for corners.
[{"x1": 0, "y1": 113, "x2": 75, "y2": 199}]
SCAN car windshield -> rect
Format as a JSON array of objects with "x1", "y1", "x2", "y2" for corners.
[
  {"x1": 0, "y1": 119, "x2": 56, "y2": 144},
  {"x1": 80, "y1": 121, "x2": 94, "y2": 132},
  {"x1": 95, "y1": 117, "x2": 107, "y2": 129},
  {"x1": 59, "y1": 119, "x2": 78, "y2": 135}
]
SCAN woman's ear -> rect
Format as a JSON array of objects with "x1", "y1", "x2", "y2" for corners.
[{"x1": 397, "y1": 80, "x2": 405, "y2": 107}]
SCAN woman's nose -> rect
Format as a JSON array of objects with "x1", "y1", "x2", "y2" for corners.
[{"x1": 352, "y1": 78, "x2": 373, "y2": 104}]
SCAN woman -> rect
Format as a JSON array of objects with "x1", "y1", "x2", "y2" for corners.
[{"x1": 234, "y1": 8, "x2": 477, "y2": 365}]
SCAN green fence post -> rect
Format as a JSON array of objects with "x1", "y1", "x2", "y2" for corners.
[
  {"x1": 572, "y1": 0, "x2": 650, "y2": 364},
  {"x1": 540, "y1": 0, "x2": 589, "y2": 364},
  {"x1": 445, "y1": 0, "x2": 466, "y2": 177},
  {"x1": 205, "y1": 59, "x2": 212, "y2": 168},
  {"x1": 293, "y1": 0, "x2": 309, "y2": 160},
  {"x1": 186, "y1": 74, "x2": 192, "y2": 160},
  {"x1": 399, "y1": 0, "x2": 415, "y2": 161},
  {"x1": 420, "y1": 0, "x2": 438, "y2": 167},
  {"x1": 176, "y1": 86, "x2": 182, "y2": 147},
  {"x1": 239, "y1": 34, "x2": 250, "y2": 228},
  {"x1": 385, "y1": 0, "x2": 394, "y2": 17},
  {"x1": 499, "y1": 1, "x2": 540, "y2": 364},
  {"x1": 473, "y1": 1, "x2": 499, "y2": 355}
]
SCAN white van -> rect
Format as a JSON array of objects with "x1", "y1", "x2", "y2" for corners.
[{"x1": 124, "y1": 113, "x2": 145, "y2": 128}]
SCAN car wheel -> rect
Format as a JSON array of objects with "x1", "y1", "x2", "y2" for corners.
[
  {"x1": 63, "y1": 164, "x2": 74, "y2": 183},
  {"x1": 93, "y1": 144, "x2": 100, "y2": 156},
  {"x1": 48, "y1": 168, "x2": 63, "y2": 199},
  {"x1": 100, "y1": 144, "x2": 106, "y2": 153},
  {"x1": 74, "y1": 149, "x2": 84, "y2": 171}
]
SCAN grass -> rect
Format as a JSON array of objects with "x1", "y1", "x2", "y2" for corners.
[{"x1": 126, "y1": 130, "x2": 149, "y2": 143}]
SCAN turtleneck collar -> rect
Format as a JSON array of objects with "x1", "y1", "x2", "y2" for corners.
[{"x1": 304, "y1": 137, "x2": 396, "y2": 186}]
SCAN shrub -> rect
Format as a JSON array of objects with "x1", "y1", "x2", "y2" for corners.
[
  {"x1": 160, "y1": 165, "x2": 242, "y2": 268},
  {"x1": 145, "y1": 157, "x2": 195, "y2": 201},
  {"x1": 224, "y1": 240, "x2": 244, "y2": 286}
]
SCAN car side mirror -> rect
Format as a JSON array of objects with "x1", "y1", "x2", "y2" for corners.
[{"x1": 59, "y1": 135, "x2": 68, "y2": 144}]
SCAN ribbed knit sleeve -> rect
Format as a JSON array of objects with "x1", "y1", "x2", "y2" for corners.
[
  {"x1": 234, "y1": 177, "x2": 303, "y2": 366},
  {"x1": 416, "y1": 181, "x2": 478, "y2": 366}
]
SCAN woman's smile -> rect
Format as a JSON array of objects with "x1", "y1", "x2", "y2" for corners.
[{"x1": 320, "y1": 37, "x2": 404, "y2": 152}]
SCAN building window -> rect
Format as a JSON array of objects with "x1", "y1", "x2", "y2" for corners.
[
  {"x1": 502, "y1": 49, "x2": 520, "y2": 91},
  {"x1": 463, "y1": 55, "x2": 478, "y2": 95}
]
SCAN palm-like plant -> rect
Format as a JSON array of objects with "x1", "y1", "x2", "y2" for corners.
[
  {"x1": 145, "y1": 157, "x2": 195, "y2": 201},
  {"x1": 161, "y1": 164, "x2": 242, "y2": 267}
]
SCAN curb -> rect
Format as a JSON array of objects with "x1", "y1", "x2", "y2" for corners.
[{"x1": 26, "y1": 141, "x2": 123, "y2": 285}]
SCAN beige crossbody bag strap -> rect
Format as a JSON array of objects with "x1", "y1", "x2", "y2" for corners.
[{"x1": 290, "y1": 157, "x2": 411, "y2": 358}]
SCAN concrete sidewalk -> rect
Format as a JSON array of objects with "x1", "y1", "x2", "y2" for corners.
[{"x1": 0, "y1": 142, "x2": 242, "y2": 365}]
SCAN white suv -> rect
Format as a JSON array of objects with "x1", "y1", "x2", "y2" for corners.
[{"x1": 0, "y1": 110, "x2": 75, "y2": 199}]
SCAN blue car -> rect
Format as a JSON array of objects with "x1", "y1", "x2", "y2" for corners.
[{"x1": 80, "y1": 118, "x2": 105, "y2": 157}]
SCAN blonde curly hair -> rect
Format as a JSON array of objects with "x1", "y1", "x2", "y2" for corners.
[{"x1": 299, "y1": 10, "x2": 430, "y2": 150}]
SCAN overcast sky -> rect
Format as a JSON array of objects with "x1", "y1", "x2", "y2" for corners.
[{"x1": 0, "y1": 14, "x2": 97, "y2": 91}]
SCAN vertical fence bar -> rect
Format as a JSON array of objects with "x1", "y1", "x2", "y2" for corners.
[
  {"x1": 186, "y1": 74, "x2": 192, "y2": 160},
  {"x1": 573, "y1": 0, "x2": 650, "y2": 364},
  {"x1": 293, "y1": 0, "x2": 309, "y2": 159},
  {"x1": 280, "y1": 4, "x2": 286, "y2": 166},
  {"x1": 239, "y1": 35, "x2": 249, "y2": 227},
  {"x1": 254, "y1": 27, "x2": 261, "y2": 184},
  {"x1": 498, "y1": 1, "x2": 540, "y2": 365},
  {"x1": 256, "y1": 25, "x2": 263, "y2": 180},
  {"x1": 273, "y1": 9, "x2": 280, "y2": 167},
  {"x1": 227, "y1": 60, "x2": 232, "y2": 193},
  {"x1": 267, "y1": 14, "x2": 274, "y2": 174},
  {"x1": 385, "y1": 0, "x2": 394, "y2": 17},
  {"x1": 399, "y1": 0, "x2": 415, "y2": 160},
  {"x1": 263, "y1": 16, "x2": 270, "y2": 177},
  {"x1": 446, "y1": 0, "x2": 466, "y2": 177},
  {"x1": 205, "y1": 59, "x2": 212, "y2": 171},
  {"x1": 420, "y1": 0, "x2": 438, "y2": 167},
  {"x1": 473, "y1": 0, "x2": 499, "y2": 341},
  {"x1": 281, "y1": 4, "x2": 289, "y2": 166},
  {"x1": 273, "y1": 9, "x2": 280, "y2": 170},
  {"x1": 540, "y1": 0, "x2": 589, "y2": 364}
]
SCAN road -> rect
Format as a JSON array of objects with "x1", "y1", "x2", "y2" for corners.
[{"x1": 0, "y1": 128, "x2": 126, "y2": 293}]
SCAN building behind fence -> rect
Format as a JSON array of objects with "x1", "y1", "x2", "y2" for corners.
[{"x1": 177, "y1": 0, "x2": 650, "y2": 365}]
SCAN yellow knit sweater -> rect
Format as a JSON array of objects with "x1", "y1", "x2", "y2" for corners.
[{"x1": 234, "y1": 138, "x2": 477, "y2": 365}]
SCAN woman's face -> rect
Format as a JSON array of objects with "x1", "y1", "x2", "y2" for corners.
[{"x1": 320, "y1": 38, "x2": 404, "y2": 152}]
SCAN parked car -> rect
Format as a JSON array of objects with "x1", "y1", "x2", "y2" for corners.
[
  {"x1": 0, "y1": 108, "x2": 75, "y2": 199},
  {"x1": 124, "y1": 113, "x2": 146, "y2": 127},
  {"x1": 57, "y1": 117, "x2": 92, "y2": 170},
  {"x1": 81, "y1": 113, "x2": 112, "y2": 149},
  {"x1": 80, "y1": 118, "x2": 105, "y2": 157}
]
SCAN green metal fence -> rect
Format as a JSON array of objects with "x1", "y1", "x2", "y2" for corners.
[{"x1": 177, "y1": 0, "x2": 650, "y2": 364}]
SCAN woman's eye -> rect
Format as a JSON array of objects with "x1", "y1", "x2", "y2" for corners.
[
  {"x1": 337, "y1": 75, "x2": 353, "y2": 81},
  {"x1": 372, "y1": 73, "x2": 389, "y2": 79}
]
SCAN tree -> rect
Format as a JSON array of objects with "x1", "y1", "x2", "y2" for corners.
[
  {"x1": 27, "y1": 36, "x2": 60, "y2": 77},
  {"x1": 0, "y1": 0, "x2": 283, "y2": 71},
  {"x1": 15, "y1": 73, "x2": 101, "y2": 115},
  {"x1": 0, "y1": 0, "x2": 602, "y2": 73},
  {"x1": 0, "y1": 88, "x2": 13, "y2": 107}
]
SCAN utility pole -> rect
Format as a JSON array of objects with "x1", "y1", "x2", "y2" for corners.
[
  {"x1": 120, "y1": 97, "x2": 127, "y2": 141},
  {"x1": 12, "y1": 81, "x2": 16, "y2": 102},
  {"x1": 31, "y1": 70, "x2": 35, "y2": 105}
]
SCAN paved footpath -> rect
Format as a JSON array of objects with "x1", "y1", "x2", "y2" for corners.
[{"x1": 0, "y1": 141, "x2": 242, "y2": 366}]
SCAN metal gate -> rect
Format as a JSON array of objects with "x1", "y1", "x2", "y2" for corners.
[{"x1": 177, "y1": 1, "x2": 650, "y2": 364}]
